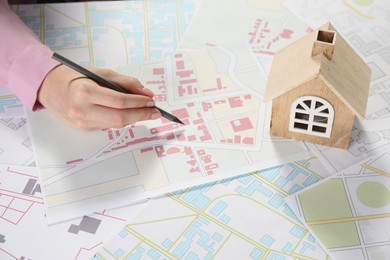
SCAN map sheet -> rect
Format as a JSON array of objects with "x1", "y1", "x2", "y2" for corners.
[
  {"x1": 25, "y1": 0, "x2": 311, "y2": 224},
  {"x1": 1, "y1": 0, "x2": 388, "y2": 259},
  {"x1": 0, "y1": 163, "x2": 149, "y2": 260},
  {"x1": 180, "y1": 0, "x2": 313, "y2": 85},
  {"x1": 286, "y1": 151, "x2": 390, "y2": 260},
  {"x1": 0, "y1": 156, "x2": 331, "y2": 259},
  {"x1": 2, "y1": 0, "x2": 198, "y2": 119},
  {"x1": 284, "y1": 0, "x2": 390, "y2": 29},
  {"x1": 0, "y1": 117, "x2": 34, "y2": 166},
  {"x1": 93, "y1": 157, "x2": 331, "y2": 259},
  {"x1": 1, "y1": 0, "x2": 201, "y2": 165},
  {"x1": 27, "y1": 43, "x2": 308, "y2": 224},
  {"x1": 0, "y1": 1, "x2": 327, "y2": 258}
]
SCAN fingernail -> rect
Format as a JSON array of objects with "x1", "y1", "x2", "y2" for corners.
[
  {"x1": 150, "y1": 111, "x2": 161, "y2": 120},
  {"x1": 146, "y1": 101, "x2": 155, "y2": 107}
]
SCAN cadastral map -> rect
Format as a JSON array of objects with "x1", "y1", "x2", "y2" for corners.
[
  {"x1": 286, "y1": 152, "x2": 390, "y2": 260},
  {"x1": 94, "y1": 157, "x2": 331, "y2": 259},
  {"x1": 27, "y1": 43, "x2": 308, "y2": 224}
]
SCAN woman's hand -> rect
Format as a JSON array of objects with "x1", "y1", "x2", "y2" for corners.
[{"x1": 37, "y1": 65, "x2": 161, "y2": 130}]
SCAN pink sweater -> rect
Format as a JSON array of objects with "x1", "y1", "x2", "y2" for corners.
[{"x1": 0, "y1": 0, "x2": 59, "y2": 110}]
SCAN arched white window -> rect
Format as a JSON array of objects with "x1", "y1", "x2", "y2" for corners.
[{"x1": 289, "y1": 96, "x2": 334, "y2": 138}]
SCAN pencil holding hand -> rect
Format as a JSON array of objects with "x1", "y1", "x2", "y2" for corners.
[{"x1": 52, "y1": 53, "x2": 184, "y2": 125}]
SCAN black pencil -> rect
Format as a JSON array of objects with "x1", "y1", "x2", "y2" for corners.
[{"x1": 52, "y1": 52, "x2": 184, "y2": 125}]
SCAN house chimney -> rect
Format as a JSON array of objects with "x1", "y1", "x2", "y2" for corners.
[{"x1": 312, "y1": 29, "x2": 336, "y2": 60}]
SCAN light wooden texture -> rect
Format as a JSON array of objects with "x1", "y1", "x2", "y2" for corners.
[
  {"x1": 270, "y1": 78, "x2": 355, "y2": 149},
  {"x1": 264, "y1": 22, "x2": 371, "y2": 119},
  {"x1": 264, "y1": 23, "x2": 327, "y2": 102},
  {"x1": 264, "y1": 22, "x2": 371, "y2": 148},
  {"x1": 320, "y1": 23, "x2": 371, "y2": 119},
  {"x1": 312, "y1": 29, "x2": 336, "y2": 60}
]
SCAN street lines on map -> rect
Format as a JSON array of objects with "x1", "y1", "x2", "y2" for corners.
[
  {"x1": 90, "y1": 20, "x2": 130, "y2": 65},
  {"x1": 361, "y1": 163, "x2": 390, "y2": 177},
  {"x1": 214, "y1": 233, "x2": 232, "y2": 257},
  {"x1": 130, "y1": 214, "x2": 199, "y2": 249},
  {"x1": 174, "y1": 0, "x2": 183, "y2": 43},
  {"x1": 43, "y1": 116, "x2": 267, "y2": 208},
  {"x1": 46, "y1": 3, "x2": 86, "y2": 26},
  {"x1": 0, "y1": 248, "x2": 18, "y2": 260},
  {"x1": 84, "y1": 3, "x2": 95, "y2": 65},
  {"x1": 41, "y1": 4, "x2": 90, "y2": 53},
  {"x1": 254, "y1": 157, "x2": 324, "y2": 197},
  {"x1": 6, "y1": 166, "x2": 37, "y2": 178},
  {"x1": 108, "y1": 225, "x2": 176, "y2": 259},
  {"x1": 252, "y1": 171, "x2": 290, "y2": 197},
  {"x1": 292, "y1": 244, "x2": 325, "y2": 260},
  {"x1": 293, "y1": 158, "x2": 324, "y2": 180},
  {"x1": 170, "y1": 192, "x2": 293, "y2": 243},
  {"x1": 44, "y1": 169, "x2": 168, "y2": 207},
  {"x1": 75, "y1": 242, "x2": 103, "y2": 260},
  {"x1": 163, "y1": 194, "x2": 314, "y2": 259},
  {"x1": 341, "y1": 0, "x2": 375, "y2": 20},
  {"x1": 285, "y1": 151, "x2": 390, "y2": 259},
  {"x1": 42, "y1": 127, "x2": 129, "y2": 185},
  {"x1": 42, "y1": 89, "x2": 265, "y2": 187},
  {"x1": 143, "y1": 1, "x2": 150, "y2": 61},
  {"x1": 0, "y1": 94, "x2": 17, "y2": 100},
  {"x1": 41, "y1": 136, "x2": 254, "y2": 185},
  {"x1": 94, "y1": 209, "x2": 127, "y2": 222},
  {"x1": 0, "y1": 165, "x2": 43, "y2": 226},
  {"x1": 210, "y1": 44, "x2": 263, "y2": 98},
  {"x1": 291, "y1": 242, "x2": 326, "y2": 260},
  {"x1": 40, "y1": 122, "x2": 262, "y2": 187},
  {"x1": 307, "y1": 213, "x2": 390, "y2": 226},
  {"x1": 43, "y1": 3, "x2": 86, "y2": 43},
  {"x1": 164, "y1": 46, "x2": 264, "y2": 106}
]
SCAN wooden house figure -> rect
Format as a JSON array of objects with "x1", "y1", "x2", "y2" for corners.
[{"x1": 264, "y1": 22, "x2": 371, "y2": 149}]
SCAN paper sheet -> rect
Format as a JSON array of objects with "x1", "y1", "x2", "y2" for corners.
[
  {"x1": 94, "y1": 157, "x2": 331, "y2": 259},
  {"x1": 27, "y1": 44, "x2": 309, "y2": 224},
  {"x1": 25, "y1": 0, "x2": 312, "y2": 224},
  {"x1": 0, "y1": 164, "x2": 147, "y2": 260},
  {"x1": 286, "y1": 152, "x2": 390, "y2": 260}
]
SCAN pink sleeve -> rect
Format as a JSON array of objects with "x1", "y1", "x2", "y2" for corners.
[{"x1": 0, "y1": 0, "x2": 60, "y2": 110}]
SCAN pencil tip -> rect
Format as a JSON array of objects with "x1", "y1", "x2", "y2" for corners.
[{"x1": 174, "y1": 117, "x2": 185, "y2": 125}]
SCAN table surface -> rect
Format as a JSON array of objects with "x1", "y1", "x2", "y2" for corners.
[{"x1": 1, "y1": 1, "x2": 390, "y2": 259}]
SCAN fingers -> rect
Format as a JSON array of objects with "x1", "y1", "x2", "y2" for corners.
[
  {"x1": 65, "y1": 105, "x2": 162, "y2": 131},
  {"x1": 65, "y1": 77, "x2": 162, "y2": 130},
  {"x1": 38, "y1": 64, "x2": 162, "y2": 131},
  {"x1": 91, "y1": 68, "x2": 155, "y2": 97},
  {"x1": 73, "y1": 79, "x2": 156, "y2": 109}
]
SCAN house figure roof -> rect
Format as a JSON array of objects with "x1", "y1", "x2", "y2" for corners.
[{"x1": 264, "y1": 22, "x2": 371, "y2": 119}]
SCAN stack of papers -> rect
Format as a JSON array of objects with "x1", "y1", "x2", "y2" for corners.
[{"x1": 1, "y1": 0, "x2": 389, "y2": 259}]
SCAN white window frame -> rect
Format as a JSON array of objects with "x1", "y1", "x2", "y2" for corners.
[{"x1": 289, "y1": 96, "x2": 334, "y2": 138}]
